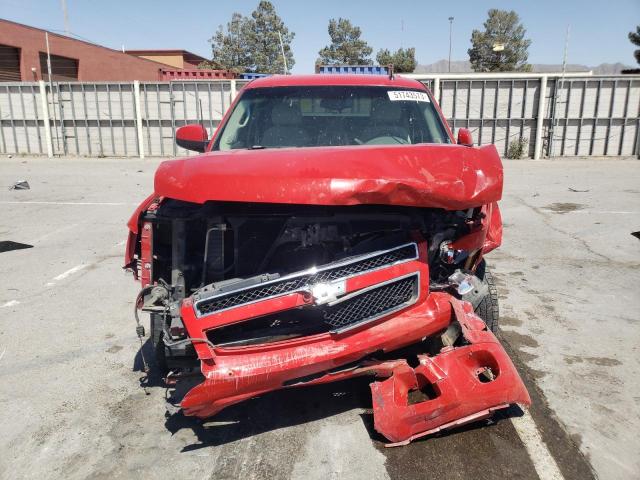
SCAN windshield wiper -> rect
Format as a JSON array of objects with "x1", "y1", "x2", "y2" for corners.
[{"x1": 249, "y1": 145, "x2": 266, "y2": 150}]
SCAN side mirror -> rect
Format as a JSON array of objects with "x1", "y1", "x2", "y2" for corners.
[
  {"x1": 456, "y1": 128, "x2": 473, "y2": 147},
  {"x1": 176, "y1": 124, "x2": 209, "y2": 152}
]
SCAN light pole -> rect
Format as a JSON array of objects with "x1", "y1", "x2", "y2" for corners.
[{"x1": 448, "y1": 17, "x2": 454, "y2": 73}]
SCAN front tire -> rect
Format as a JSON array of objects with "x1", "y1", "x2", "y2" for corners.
[{"x1": 474, "y1": 261, "x2": 499, "y2": 333}]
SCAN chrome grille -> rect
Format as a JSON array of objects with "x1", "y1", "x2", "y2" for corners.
[
  {"x1": 194, "y1": 243, "x2": 418, "y2": 317},
  {"x1": 322, "y1": 274, "x2": 419, "y2": 331},
  {"x1": 196, "y1": 277, "x2": 307, "y2": 316}
]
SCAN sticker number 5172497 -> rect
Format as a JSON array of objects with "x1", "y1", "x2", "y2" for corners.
[{"x1": 387, "y1": 90, "x2": 431, "y2": 102}]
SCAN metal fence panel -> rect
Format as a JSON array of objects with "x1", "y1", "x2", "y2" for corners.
[
  {"x1": 543, "y1": 77, "x2": 640, "y2": 157},
  {"x1": 0, "y1": 77, "x2": 638, "y2": 158},
  {"x1": 435, "y1": 78, "x2": 542, "y2": 157},
  {"x1": 0, "y1": 83, "x2": 46, "y2": 155}
]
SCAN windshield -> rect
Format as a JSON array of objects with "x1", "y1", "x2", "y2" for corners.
[{"x1": 213, "y1": 85, "x2": 451, "y2": 150}]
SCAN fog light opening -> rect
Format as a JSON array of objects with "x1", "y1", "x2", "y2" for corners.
[{"x1": 477, "y1": 366, "x2": 496, "y2": 383}]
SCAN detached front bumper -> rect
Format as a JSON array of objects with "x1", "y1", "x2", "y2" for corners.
[
  {"x1": 176, "y1": 241, "x2": 530, "y2": 444},
  {"x1": 370, "y1": 298, "x2": 530, "y2": 445}
]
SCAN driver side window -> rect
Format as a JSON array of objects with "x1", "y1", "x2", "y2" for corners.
[{"x1": 218, "y1": 100, "x2": 251, "y2": 150}]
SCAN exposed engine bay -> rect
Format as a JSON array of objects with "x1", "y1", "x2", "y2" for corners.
[{"x1": 136, "y1": 201, "x2": 487, "y2": 358}]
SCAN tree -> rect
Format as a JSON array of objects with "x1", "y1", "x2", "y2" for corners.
[
  {"x1": 209, "y1": 12, "x2": 254, "y2": 73},
  {"x1": 246, "y1": 1, "x2": 295, "y2": 73},
  {"x1": 376, "y1": 47, "x2": 416, "y2": 73},
  {"x1": 468, "y1": 9, "x2": 532, "y2": 72},
  {"x1": 208, "y1": 2, "x2": 295, "y2": 74},
  {"x1": 317, "y1": 18, "x2": 373, "y2": 65},
  {"x1": 629, "y1": 25, "x2": 640, "y2": 65}
]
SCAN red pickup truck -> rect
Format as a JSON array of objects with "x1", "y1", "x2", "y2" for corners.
[{"x1": 125, "y1": 74, "x2": 530, "y2": 445}]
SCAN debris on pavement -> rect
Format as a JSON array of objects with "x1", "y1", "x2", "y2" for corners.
[{"x1": 9, "y1": 180, "x2": 30, "y2": 190}]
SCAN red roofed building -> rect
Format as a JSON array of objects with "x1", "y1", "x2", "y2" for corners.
[{"x1": 0, "y1": 19, "x2": 210, "y2": 82}]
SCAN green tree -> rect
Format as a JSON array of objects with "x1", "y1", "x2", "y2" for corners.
[
  {"x1": 468, "y1": 9, "x2": 532, "y2": 72},
  {"x1": 209, "y1": 12, "x2": 253, "y2": 72},
  {"x1": 629, "y1": 25, "x2": 640, "y2": 65},
  {"x1": 208, "y1": 2, "x2": 295, "y2": 74},
  {"x1": 246, "y1": 1, "x2": 295, "y2": 73},
  {"x1": 317, "y1": 18, "x2": 373, "y2": 65},
  {"x1": 376, "y1": 47, "x2": 417, "y2": 73}
]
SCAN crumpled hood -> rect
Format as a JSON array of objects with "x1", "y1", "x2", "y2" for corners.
[{"x1": 154, "y1": 144, "x2": 503, "y2": 210}]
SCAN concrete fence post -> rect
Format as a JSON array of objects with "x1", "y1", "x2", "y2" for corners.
[
  {"x1": 432, "y1": 77, "x2": 441, "y2": 104},
  {"x1": 230, "y1": 80, "x2": 237, "y2": 102},
  {"x1": 534, "y1": 75, "x2": 548, "y2": 160},
  {"x1": 133, "y1": 80, "x2": 145, "y2": 159},
  {"x1": 636, "y1": 118, "x2": 640, "y2": 159},
  {"x1": 38, "y1": 80, "x2": 53, "y2": 158}
]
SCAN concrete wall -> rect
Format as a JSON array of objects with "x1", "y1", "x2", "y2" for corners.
[{"x1": 0, "y1": 19, "x2": 166, "y2": 81}]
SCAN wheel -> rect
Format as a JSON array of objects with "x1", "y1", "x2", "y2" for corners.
[
  {"x1": 150, "y1": 313, "x2": 168, "y2": 372},
  {"x1": 474, "y1": 261, "x2": 499, "y2": 333}
]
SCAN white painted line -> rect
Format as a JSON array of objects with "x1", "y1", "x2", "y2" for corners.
[
  {"x1": 1, "y1": 300, "x2": 19, "y2": 308},
  {"x1": 50, "y1": 264, "x2": 88, "y2": 283},
  {"x1": 53, "y1": 264, "x2": 88, "y2": 281},
  {"x1": 0, "y1": 201, "x2": 133, "y2": 206},
  {"x1": 0, "y1": 348, "x2": 5, "y2": 363},
  {"x1": 511, "y1": 410, "x2": 564, "y2": 480}
]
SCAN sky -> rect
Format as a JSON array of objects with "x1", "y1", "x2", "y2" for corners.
[{"x1": 1, "y1": 0, "x2": 638, "y2": 73}]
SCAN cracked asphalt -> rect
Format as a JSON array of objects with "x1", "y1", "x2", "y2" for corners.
[{"x1": 0, "y1": 157, "x2": 638, "y2": 479}]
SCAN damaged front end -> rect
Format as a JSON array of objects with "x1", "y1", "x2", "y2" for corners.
[{"x1": 125, "y1": 157, "x2": 529, "y2": 444}]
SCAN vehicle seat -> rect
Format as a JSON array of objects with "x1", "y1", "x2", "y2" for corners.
[
  {"x1": 315, "y1": 117, "x2": 350, "y2": 146},
  {"x1": 360, "y1": 101, "x2": 410, "y2": 143},
  {"x1": 260, "y1": 103, "x2": 310, "y2": 148}
]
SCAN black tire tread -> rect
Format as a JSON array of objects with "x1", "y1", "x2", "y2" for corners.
[{"x1": 474, "y1": 267, "x2": 500, "y2": 333}]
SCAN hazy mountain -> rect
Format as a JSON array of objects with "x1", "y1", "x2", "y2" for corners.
[{"x1": 413, "y1": 60, "x2": 633, "y2": 74}]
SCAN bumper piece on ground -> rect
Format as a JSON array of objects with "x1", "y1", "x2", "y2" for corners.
[{"x1": 371, "y1": 298, "x2": 531, "y2": 445}]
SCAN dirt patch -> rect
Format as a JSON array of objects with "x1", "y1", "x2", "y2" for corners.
[
  {"x1": 588, "y1": 357, "x2": 622, "y2": 367},
  {"x1": 501, "y1": 330, "x2": 539, "y2": 349},
  {"x1": 543, "y1": 202, "x2": 586, "y2": 214},
  {"x1": 564, "y1": 355, "x2": 582, "y2": 365},
  {"x1": 492, "y1": 275, "x2": 507, "y2": 288},
  {"x1": 106, "y1": 345, "x2": 123, "y2": 354},
  {"x1": 564, "y1": 355, "x2": 621, "y2": 367},
  {"x1": 500, "y1": 316, "x2": 523, "y2": 327}
]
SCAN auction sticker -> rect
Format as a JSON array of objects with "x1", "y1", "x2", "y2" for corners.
[{"x1": 387, "y1": 90, "x2": 430, "y2": 102}]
